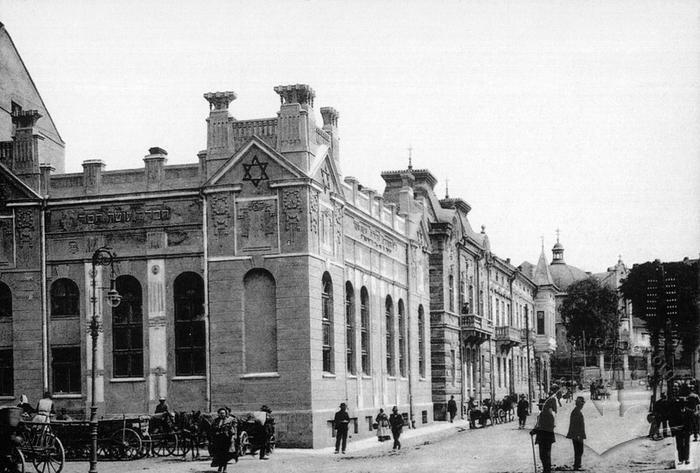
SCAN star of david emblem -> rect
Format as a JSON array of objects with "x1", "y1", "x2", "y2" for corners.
[{"x1": 242, "y1": 156, "x2": 269, "y2": 187}]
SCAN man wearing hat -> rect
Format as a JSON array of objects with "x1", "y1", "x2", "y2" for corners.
[
  {"x1": 517, "y1": 394, "x2": 529, "y2": 429},
  {"x1": 531, "y1": 386, "x2": 559, "y2": 473},
  {"x1": 333, "y1": 403, "x2": 350, "y2": 454},
  {"x1": 155, "y1": 397, "x2": 170, "y2": 414},
  {"x1": 566, "y1": 396, "x2": 586, "y2": 471}
]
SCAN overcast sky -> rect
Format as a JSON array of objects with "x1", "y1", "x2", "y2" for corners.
[{"x1": 2, "y1": 0, "x2": 698, "y2": 272}]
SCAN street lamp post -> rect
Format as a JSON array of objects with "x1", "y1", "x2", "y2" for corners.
[{"x1": 89, "y1": 247, "x2": 121, "y2": 473}]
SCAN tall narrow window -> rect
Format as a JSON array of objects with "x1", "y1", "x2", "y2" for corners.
[
  {"x1": 360, "y1": 287, "x2": 370, "y2": 374},
  {"x1": 322, "y1": 272, "x2": 334, "y2": 373},
  {"x1": 385, "y1": 296, "x2": 394, "y2": 376},
  {"x1": 450, "y1": 349, "x2": 456, "y2": 385},
  {"x1": 448, "y1": 275, "x2": 454, "y2": 312},
  {"x1": 345, "y1": 282, "x2": 356, "y2": 375},
  {"x1": 174, "y1": 272, "x2": 206, "y2": 376},
  {"x1": 398, "y1": 299, "x2": 406, "y2": 377},
  {"x1": 537, "y1": 311, "x2": 545, "y2": 335},
  {"x1": 0, "y1": 349, "x2": 12, "y2": 396},
  {"x1": 244, "y1": 269, "x2": 277, "y2": 373},
  {"x1": 418, "y1": 305, "x2": 425, "y2": 378},
  {"x1": 112, "y1": 275, "x2": 143, "y2": 378},
  {"x1": 0, "y1": 282, "x2": 12, "y2": 319},
  {"x1": 50, "y1": 278, "x2": 80, "y2": 317},
  {"x1": 52, "y1": 346, "x2": 80, "y2": 393}
]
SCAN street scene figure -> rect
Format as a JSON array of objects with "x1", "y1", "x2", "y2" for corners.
[
  {"x1": 669, "y1": 398, "x2": 693, "y2": 465},
  {"x1": 531, "y1": 388, "x2": 558, "y2": 473},
  {"x1": 209, "y1": 407, "x2": 237, "y2": 472},
  {"x1": 651, "y1": 393, "x2": 670, "y2": 439},
  {"x1": 154, "y1": 397, "x2": 170, "y2": 414},
  {"x1": 375, "y1": 409, "x2": 391, "y2": 442},
  {"x1": 517, "y1": 394, "x2": 529, "y2": 429},
  {"x1": 566, "y1": 396, "x2": 586, "y2": 471},
  {"x1": 389, "y1": 406, "x2": 404, "y2": 450},
  {"x1": 447, "y1": 395, "x2": 458, "y2": 423},
  {"x1": 16, "y1": 394, "x2": 33, "y2": 416},
  {"x1": 687, "y1": 391, "x2": 700, "y2": 441},
  {"x1": 33, "y1": 392, "x2": 53, "y2": 423},
  {"x1": 334, "y1": 403, "x2": 350, "y2": 454}
]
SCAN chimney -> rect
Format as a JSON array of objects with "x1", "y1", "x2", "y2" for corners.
[
  {"x1": 344, "y1": 176, "x2": 359, "y2": 205},
  {"x1": 203, "y1": 91, "x2": 237, "y2": 178},
  {"x1": 39, "y1": 163, "x2": 54, "y2": 197},
  {"x1": 274, "y1": 84, "x2": 316, "y2": 171},
  {"x1": 82, "y1": 159, "x2": 105, "y2": 195},
  {"x1": 10, "y1": 110, "x2": 43, "y2": 191},
  {"x1": 144, "y1": 147, "x2": 167, "y2": 190},
  {"x1": 320, "y1": 106, "x2": 340, "y2": 172}
]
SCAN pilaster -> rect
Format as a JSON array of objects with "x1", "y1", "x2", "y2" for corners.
[{"x1": 147, "y1": 259, "x2": 167, "y2": 407}]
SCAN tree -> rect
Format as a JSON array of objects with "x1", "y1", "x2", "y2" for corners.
[
  {"x1": 620, "y1": 259, "x2": 699, "y2": 367},
  {"x1": 560, "y1": 277, "x2": 619, "y2": 355}
]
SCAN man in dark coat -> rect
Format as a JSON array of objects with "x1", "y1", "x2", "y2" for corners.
[
  {"x1": 447, "y1": 395, "x2": 458, "y2": 423},
  {"x1": 669, "y1": 398, "x2": 694, "y2": 464},
  {"x1": 531, "y1": 388, "x2": 558, "y2": 473},
  {"x1": 655, "y1": 393, "x2": 670, "y2": 438},
  {"x1": 686, "y1": 391, "x2": 699, "y2": 441},
  {"x1": 517, "y1": 394, "x2": 529, "y2": 429},
  {"x1": 566, "y1": 396, "x2": 586, "y2": 471},
  {"x1": 333, "y1": 403, "x2": 350, "y2": 454},
  {"x1": 389, "y1": 406, "x2": 404, "y2": 450}
]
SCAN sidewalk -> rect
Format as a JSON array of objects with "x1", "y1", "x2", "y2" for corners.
[{"x1": 281, "y1": 417, "x2": 474, "y2": 456}]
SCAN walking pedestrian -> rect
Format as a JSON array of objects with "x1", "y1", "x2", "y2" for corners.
[
  {"x1": 209, "y1": 407, "x2": 236, "y2": 472},
  {"x1": 375, "y1": 408, "x2": 391, "y2": 442},
  {"x1": 333, "y1": 403, "x2": 350, "y2": 454},
  {"x1": 467, "y1": 397, "x2": 478, "y2": 429},
  {"x1": 389, "y1": 406, "x2": 404, "y2": 450},
  {"x1": 530, "y1": 387, "x2": 558, "y2": 473},
  {"x1": 687, "y1": 391, "x2": 699, "y2": 442},
  {"x1": 656, "y1": 393, "x2": 670, "y2": 438},
  {"x1": 669, "y1": 398, "x2": 693, "y2": 464},
  {"x1": 517, "y1": 394, "x2": 529, "y2": 429},
  {"x1": 447, "y1": 395, "x2": 458, "y2": 423},
  {"x1": 566, "y1": 396, "x2": 586, "y2": 471}
]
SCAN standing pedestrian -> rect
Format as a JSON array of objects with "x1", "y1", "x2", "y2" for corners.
[
  {"x1": 389, "y1": 406, "x2": 404, "y2": 450},
  {"x1": 155, "y1": 397, "x2": 170, "y2": 414},
  {"x1": 333, "y1": 403, "x2": 350, "y2": 454},
  {"x1": 209, "y1": 407, "x2": 236, "y2": 472},
  {"x1": 33, "y1": 392, "x2": 53, "y2": 423},
  {"x1": 375, "y1": 408, "x2": 390, "y2": 442},
  {"x1": 530, "y1": 387, "x2": 558, "y2": 473},
  {"x1": 656, "y1": 393, "x2": 670, "y2": 438},
  {"x1": 669, "y1": 398, "x2": 693, "y2": 464},
  {"x1": 447, "y1": 395, "x2": 458, "y2": 423},
  {"x1": 566, "y1": 396, "x2": 586, "y2": 471},
  {"x1": 517, "y1": 394, "x2": 529, "y2": 429},
  {"x1": 686, "y1": 391, "x2": 699, "y2": 442}
]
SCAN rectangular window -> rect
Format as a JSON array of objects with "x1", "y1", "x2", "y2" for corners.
[
  {"x1": 0, "y1": 350, "x2": 12, "y2": 396},
  {"x1": 52, "y1": 347, "x2": 81, "y2": 393},
  {"x1": 360, "y1": 289, "x2": 370, "y2": 374},
  {"x1": 537, "y1": 311, "x2": 545, "y2": 335}
]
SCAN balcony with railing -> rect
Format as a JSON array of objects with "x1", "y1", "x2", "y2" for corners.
[
  {"x1": 459, "y1": 313, "x2": 492, "y2": 344},
  {"x1": 495, "y1": 325, "x2": 521, "y2": 349}
]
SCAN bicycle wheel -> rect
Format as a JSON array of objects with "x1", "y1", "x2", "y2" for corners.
[
  {"x1": 31, "y1": 435, "x2": 64, "y2": 473},
  {"x1": 110, "y1": 428, "x2": 143, "y2": 460},
  {"x1": 152, "y1": 433, "x2": 178, "y2": 457},
  {"x1": 4, "y1": 446, "x2": 25, "y2": 473},
  {"x1": 238, "y1": 431, "x2": 250, "y2": 456}
]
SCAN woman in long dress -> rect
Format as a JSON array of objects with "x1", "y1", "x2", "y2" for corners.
[
  {"x1": 210, "y1": 408, "x2": 237, "y2": 472},
  {"x1": 375, "y1": 408, "x2": 391, "y2": 442}
]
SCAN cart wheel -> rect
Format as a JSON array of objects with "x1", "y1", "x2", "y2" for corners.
[
  {"x1": 152, "y1": 433, "x2": 178, "y2": 457},
  {"x1": 110, "y1": 428, "x2": 143, "y2": 460},
  {"x1": 31, "y1": 435, "x2": 64, "y2": 473},
  {"x1": 268, "y1": 434, "x2": 276, "y2": 453},
  {"x1": 238, "y1": 431, "x2": 250, "y2": 456},
  {"x1": 6, "y1": 446, "x2": 25, "y2": 473},
  {"x1": 497, "y1": 409, "x2": 506, "y2": 423}
]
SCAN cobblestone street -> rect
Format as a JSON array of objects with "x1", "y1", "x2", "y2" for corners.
[{"x1": 60, "y1": 388, "x2": 694, "y2": 473}]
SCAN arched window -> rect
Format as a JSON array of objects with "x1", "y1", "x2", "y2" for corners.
[
  {"x1": 0, "y1": 282, "x2": 11, "y2": 319},
  {"x1": 360, "y1": 287, "x2": 370, "y2": 374},
  {"x1": 385, "y1": 295, "x2": 394, "y2": 376},
  {"x1": 345, "y1": 282, "x2": 356, "y2": 375},
  {"x1": 448, "y1": 275, "x2": 454, "y2": 312},
  {"x1": 418, "y1": 304, "x2": 425, "y2": 378},
  {"x1": 112, "y1": 275, "x2": 143, "y2": 378},
  {"x1": 50, "y1": 278, "x2": 80, "y2": 317},
  {"x1": 322, "y1": 272, "x2": 333, "y2": 373},
  {"x1": 174, "y1": 272, "x2": 206, "y2": 376},
  {"x1": 244, "y1": 269, "x2": 277, "y2": 373},
  {"x1": 398, "y1": 299, "x2": 406, "y2": 377}
]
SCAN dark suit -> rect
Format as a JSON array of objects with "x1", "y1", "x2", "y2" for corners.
[{"x1": 566, "y1": 405, "x2": 586, "y2": 470}]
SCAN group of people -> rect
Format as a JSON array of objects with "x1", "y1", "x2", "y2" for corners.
[
  {"x1": 332, "y1": 403, "x2": 406, "y2": 454},
  {"x1": 649, "y1": 391, "x2": 700, "y2": 465},
  {"x1": 208, "y1": 404, "x2": 274, "y2": 472},
  {"x1": 530, "y1": 385, "x2": 586, "y2": 473}
]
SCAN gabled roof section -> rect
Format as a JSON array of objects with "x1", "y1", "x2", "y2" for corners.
[
  {"x1": 0, "y1": 161, "x2": 42, "y2": 201},
  {"x1": 310, "y1": 147, "x2": 345, "y2": 198},
  {"x1": 533, "y1": 247, "x2": 557, "y2": 288},
  {"x1": 204, "y1": 135, "x2": 304, "y2": 187}
]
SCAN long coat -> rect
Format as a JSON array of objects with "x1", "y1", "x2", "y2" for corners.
[{"x1": 566, "y1": 406, "x2": 586, "y2": 440}]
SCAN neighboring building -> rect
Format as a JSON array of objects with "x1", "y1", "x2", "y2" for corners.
[
  {"x1": 0, "y1": 80, "x2": 438, "y2": 447},
  {"x1": 381, "y1": 171, "x2": 537, "y2": 420}
]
